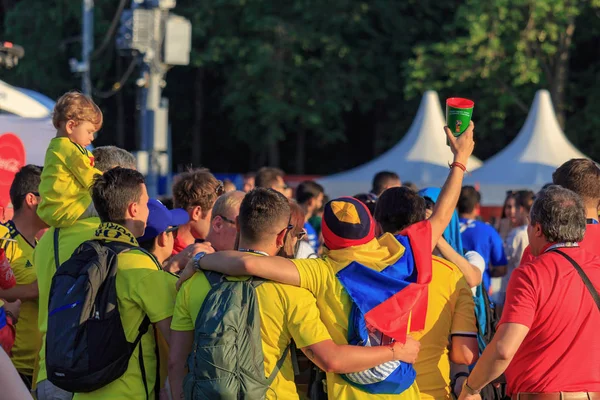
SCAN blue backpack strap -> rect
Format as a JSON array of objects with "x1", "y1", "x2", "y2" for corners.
[{"x1": 205, "y1": 271, "x2": 224, "y2": 287}]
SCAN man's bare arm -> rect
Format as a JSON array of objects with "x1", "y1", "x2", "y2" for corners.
[
  {"x1": 302, "y1": 336, "x2": 420, "y2": 374},
  {"x1": 176, "y1": 252, "x2": 299, "y2": 290},
  {"x1": 460, "y1": 323, "x2": 528, "y2": 394},
  {"x1": 168, "y1": 330, "x2": 194, "y2": 400},
  {"x1": 429, "y1": 122, "x2": 475, "y2": 252},
  {"x1": 449, "y1": 336, "x2": 479, "y2": 365},
  {"x1": 0, "y1": 282, "x2": 38, "y2": 302}
]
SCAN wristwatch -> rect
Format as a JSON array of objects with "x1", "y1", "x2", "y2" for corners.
[
  {"x1": 193, "y1": 251, "x2": 208, "y2": 271},
  {"x1": 462, "y1": 379, "x2": 481, "y2": 396}
]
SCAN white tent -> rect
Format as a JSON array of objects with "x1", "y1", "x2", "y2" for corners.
[
  {"x1": 465, "y1": 90, "x2": 588, "y2": 205},
  {"x1": 318, "y1": 91, "x2": 482, "y2": 198},
  {"x1": 0, "y1": 115, "x2": 55, "y2": 166},
  {"x1": 0, "y1": 80, "x2": 54, "y2": 118}
]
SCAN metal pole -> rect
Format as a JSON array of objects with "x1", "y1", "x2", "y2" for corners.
[
  {"x1": 143, "y1": 7, "x2": 164, "y2": 198},
  {"x1": 82, "y1": 0, "x2": 94, "y2": 96}
]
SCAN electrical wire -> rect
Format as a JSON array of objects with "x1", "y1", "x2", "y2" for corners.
[
  {"x1": 90, "y1": 0, "x2": 128, "y2": 60},
  {"x1": 93, "y1": 55, "x2": 138, "y2": 99}
]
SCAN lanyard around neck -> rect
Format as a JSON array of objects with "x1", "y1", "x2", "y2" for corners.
[
  {"x1": 238, "y1": 248, "x2": 269, "y2": 257},
  {"x1": 544, "y1": 242, "x2": 579, "y2": 253}
]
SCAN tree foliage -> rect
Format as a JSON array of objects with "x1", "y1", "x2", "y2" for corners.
[{"x1": 1, "y1": 0, "x2": 600, "y2": 173}]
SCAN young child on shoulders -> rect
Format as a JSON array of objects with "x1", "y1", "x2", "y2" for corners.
[{"x1": 37, "y1": 91, "x2": 103, "y2": 228}]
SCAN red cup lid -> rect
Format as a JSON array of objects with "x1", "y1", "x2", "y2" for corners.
[{"x1": 446, "y1": 98, "x2": 474, "y2": 108}]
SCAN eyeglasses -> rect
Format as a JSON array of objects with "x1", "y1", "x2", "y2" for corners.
[
  {"x1": 31, "y1": 192, "x2": 40, "y2": 197},
  {"x1": 216, "y1": 215, "x2": 236, "y2": 225},
  {"x1": 165, "y1": 226, "x2": 179, "y2": 234}
]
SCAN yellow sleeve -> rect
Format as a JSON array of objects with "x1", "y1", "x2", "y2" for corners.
[
  {"x1": 170, "y1": 281, "x2": 193, "y2": 331},
  {"x1": 38, "y1": 140, "x2": 101, "y2": 228},
  {"x1": 134, "y1": 271, "x2": 177, "y2": 323},
  {"x1": 62, "y1": 142, "x2": 102, "y2": 189},
  {"x1": 450, "y1": 274, "x2": 478, "y2": 335},
  {"x1": 290, "y1": 258, "x2": 330, "y2": 298},
  {"x1": 284, "y1": 287, "x2": 331, "y2": 348}
]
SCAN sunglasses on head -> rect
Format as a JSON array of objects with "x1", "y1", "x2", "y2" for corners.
[
  {"x1": 296, "y1": 229, "x2": 307, "y2": 241},
  {"x1": 215, "y1": 181, "x2": 225, "y2": 196}
]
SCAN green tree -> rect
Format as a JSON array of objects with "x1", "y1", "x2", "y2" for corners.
[{"x1": 406, "y1": 0, "x2": 600, "y2": 127}]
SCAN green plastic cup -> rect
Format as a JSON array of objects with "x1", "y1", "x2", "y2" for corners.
[{"x1": 446, "y1": 98, "x2": 474, "y2": 137}]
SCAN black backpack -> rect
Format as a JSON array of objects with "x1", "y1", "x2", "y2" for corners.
[
  {"x1": 46, "y1": 237, "x2": 152, "y2": 394},
  {"x1": 472, "y1": 282, "x2": 506, "y2": 400}
]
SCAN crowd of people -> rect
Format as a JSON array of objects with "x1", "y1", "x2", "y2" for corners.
[{"x1": 0, "y1": 91, "x2": 598, "y2": 400}]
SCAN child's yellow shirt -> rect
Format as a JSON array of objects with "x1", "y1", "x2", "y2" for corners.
[{"x1": 37, "y1": 137, "x2": 102, "y2": 228}]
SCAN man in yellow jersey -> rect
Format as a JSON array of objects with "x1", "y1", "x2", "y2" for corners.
[
  {"x1": 35, "y1": 146, "x2": 136, "y2": 400},
  {"x1": 60, "y1": 167, "x2": 175, "y2": 400},
  {"x1": 168, "y1": 190, "x2": 244, "y2": 397},
  {"x1": 169, "y1": 188, "x2": 421, "y2": 399},
  {"x1": 374, "y1": 187, "x2": 479, "y2": 399},
  {"x1": 0, "y1": 165, "x2": 47, "y2": 389},
  {"x1": 178, "y1": 122, "x2": 476, "y2": 399}
]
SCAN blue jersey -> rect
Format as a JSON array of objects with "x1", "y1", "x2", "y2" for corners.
[
  {"x1": 304, "y1": 221, "x2": 319, "y2": 252},
  {"x1": 459, "y1": 218, "x2": 508, "y2": 290}
]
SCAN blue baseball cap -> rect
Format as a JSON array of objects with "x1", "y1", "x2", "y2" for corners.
[{"x1": 138, "y1": 199, "x2": 190, "y2": 243}]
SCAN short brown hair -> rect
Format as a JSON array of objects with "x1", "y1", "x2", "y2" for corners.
[
  {"x1": 552, "y1": 159, "x2": 600, "y2": 202},
  {"x1": 239, "y1": 188, "x2": 290, "y2": 243},
  {"x1": 52, "y1": 91, "x2": 103, "y2": 130},
  {"x1": 172, "y1": 168, "x2": 223, "y2": 214},
  {"x1": 91, "y1": 167, "x2": 145, "y2": 226},
  {"x1": 255, "y1": 167, "x2": 285, "y2": 189}
]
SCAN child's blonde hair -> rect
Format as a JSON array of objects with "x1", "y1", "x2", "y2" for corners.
[{"x1": 52, "y1": 91, "x2": 103, "y2": 130}]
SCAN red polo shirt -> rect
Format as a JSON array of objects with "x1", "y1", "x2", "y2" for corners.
[
  {"x1": 501, "y1": 246, "x2": 600, "y2": 395},
  {"x1": 520, "y1": 223, "x2": 600, "y2": 265}
]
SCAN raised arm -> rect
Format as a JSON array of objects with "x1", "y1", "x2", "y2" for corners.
[
  {"x1": 177, "y1": 251, "x2": 300, "y2": 290},
  {"x1": 436, "y1": 237, "x2": 482, "y2": 288},
  {"x1": 429, "y1": 122, "x2": 475, "y2": 252},
  {"x1": 303, "y1": 336, "x2": 420, "y2": 374}
]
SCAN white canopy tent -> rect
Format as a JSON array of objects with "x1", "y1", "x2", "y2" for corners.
[
  {"x1": 0, "y1": 80, "x2": 54, "y2": 118},
  {"x1": 466, "y1": 90, "x2": 588, "y2": 205},
  {"x1": 0, "y1": 115, "x2": 55, "y2": 166},
  {"x1": 318, "y1": 91, "x2": 482, "y2": 198}
]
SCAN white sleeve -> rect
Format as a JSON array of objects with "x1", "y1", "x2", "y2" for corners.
[
  {"x1": 464, "y1": 250, "x2": 485, "y2": 275},
  {"x1": 295, "y1": 240, "x2": 318, "y2": 259}
]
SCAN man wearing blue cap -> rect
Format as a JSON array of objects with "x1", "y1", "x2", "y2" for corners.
[{"x1": 138, "y1": 199, "x2": 190, "y2": 266}]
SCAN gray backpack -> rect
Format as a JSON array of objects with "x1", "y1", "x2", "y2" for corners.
[{"x1": 183, "y1": 272, "x2": 293, "y2": 399}]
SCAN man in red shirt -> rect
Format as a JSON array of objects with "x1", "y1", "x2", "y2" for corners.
[
  {"x1": 459, "y1": 185, "x2": 600, "y2": 400},
  {"x1": 521, "y1": 158, "x2": 600, "y2": 264}
]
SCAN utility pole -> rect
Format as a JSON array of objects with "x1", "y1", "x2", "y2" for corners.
[
  {"x1": 70, "y1": 0, "x2": 94, "y2": 96},
  {"x1": 117, "y1": 0, "x2": 191, "y2": 198}
]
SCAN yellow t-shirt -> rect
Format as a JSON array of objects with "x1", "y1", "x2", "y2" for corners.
[
  {"x1": 71, "y1": 223, "x2": 177, "y2": 400},
  {"x1": 172, "y1": 262, "x2": 331, "y2": 399},
  {"x1": 35, "y1": 218, "x2": 101, "y2": 384},
  {"x1": 37, "y1": 137, "x2": 102, "y2": 228},
  {"x1": 0, "y1": 221, "x2": 40, "y2": 376},
  {"x1": 411, "y1": 256, "x2": 477, "y2": 400},
  {"x1": 291, "y1": 233, "x2": 421, "y2": 400}
]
